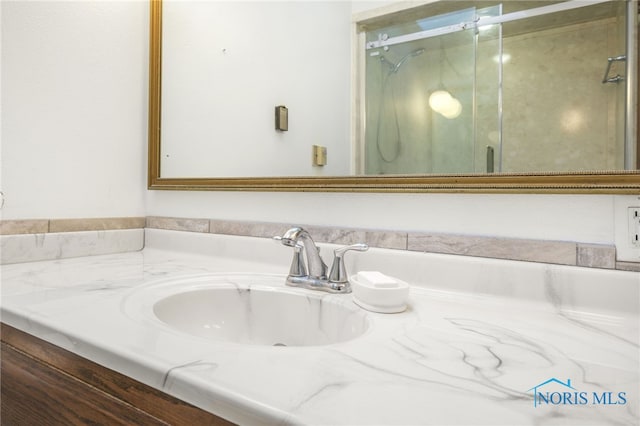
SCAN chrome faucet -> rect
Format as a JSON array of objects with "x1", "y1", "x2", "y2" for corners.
[{"x1": 275, "y1": 227, "x2": 368, "y2": 293}]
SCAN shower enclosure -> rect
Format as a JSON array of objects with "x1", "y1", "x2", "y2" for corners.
[{"x1": 360, "y1": 0, "x2": 637, "y2": 175}]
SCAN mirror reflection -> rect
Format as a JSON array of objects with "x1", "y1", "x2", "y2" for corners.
[
  {"x1": 160, "y1": 0, "x2": 637, "y2": 179},
  {"x1": 161, "y1": 1, "x2": 352, "y2": 178},
  {"x1": 363, "y1": 1, "x2": 628, "y2": 175}
]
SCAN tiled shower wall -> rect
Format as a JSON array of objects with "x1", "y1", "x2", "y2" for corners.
[
  {"x1": 2, "y1": 217, "x2": 638, "y2": 272},
  {"x1": 502, "y1": 18, "x2": 624, "y2": 172},
  {"x1": 365, "y1": 15, "x2": 625, "y2": 174}
]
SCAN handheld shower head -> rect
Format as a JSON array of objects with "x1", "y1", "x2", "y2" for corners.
[
  {"x1": 380, "y1": 48, "x2": 425, "y2": 74},
  {"x1": 393, "y1": 48, "x2": 425, "y2": 73}
]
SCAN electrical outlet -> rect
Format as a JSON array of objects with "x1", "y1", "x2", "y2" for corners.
[
  {"x1": 615, "y1": 196, "x2": 640, "y2": 262},
  {"x1": 630, "y1": 208, "x2": 640, "y2": 247}
]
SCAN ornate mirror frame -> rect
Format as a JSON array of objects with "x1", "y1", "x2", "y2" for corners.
[{"x1": 147, "y1": 0, "x2": 640, "y2": 194}]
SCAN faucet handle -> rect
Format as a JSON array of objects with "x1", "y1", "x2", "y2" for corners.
[
  {"x1": 328, "y1": 243, "x2": 369, "y2": 284},
  {"x1": 289, "y1": 242, "x2": 307, "y2": 277},
  {"x1": 334, "y1": 243, "x2": 368, "y2": 255},
  {"x1": 274, "y1": 236, "x2": 307, "y2": 277}
]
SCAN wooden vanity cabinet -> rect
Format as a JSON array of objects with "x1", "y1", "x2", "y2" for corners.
[{"x1": 1, "y1": 323, "x2": 234, "y2": 425}]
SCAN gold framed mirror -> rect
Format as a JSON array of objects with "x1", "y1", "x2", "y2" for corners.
[{"x1": 148, "y1": 0, "x2": 640, "y2": 193}]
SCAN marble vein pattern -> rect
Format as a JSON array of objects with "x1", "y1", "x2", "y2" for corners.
[
  {"x1": 209, "y1": 219, "x2": 290, "y2": 239},
  {"x1": 0, "y1": 229, "x2": 144, "y2": 265},
  {"x1": 49, "y1": 217, "x2": 145, "y2": 233},
  {"x1": 407, "y1": 233, "x2": 577, "y2": 265},
  {"x1": 146, "y1": 216, "x2": 210, "y2": 233},
  {"x1": 147, "y1": 216, "x2": 629, "y2": 269},
  {"x1": 577, "y1": 244, "x2": 617, "y2": 269},
  {"x1": 0, "y1": 217, "x2": 145, "y2": 235},
  {"x1": 617, "y1": 261, "x2": 640, "y2": 272},
  {"x1": 2, "y1": 217, "x2": 631, "y2": 270},
  {"x1": 1, "y1": 229, "x2": 638, "y2": 426}
]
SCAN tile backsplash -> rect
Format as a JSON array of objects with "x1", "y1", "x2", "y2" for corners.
[
  {"x1": 1, "y1": 217, "x2": 145, "y2": 235},
  {"x1": 0, "y1": 218, "x2": 146, "y2": 264},
  {"x1": 1, "y1": 229, "x2": 144, "y2": 264},
  {"x1": 1, "y1": 216, "x2": 638, "y2": 271},
  {"x1": 146, "y1": 216, "x2": 639, "y2": 272}
]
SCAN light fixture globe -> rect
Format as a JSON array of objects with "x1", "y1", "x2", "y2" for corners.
[
  {"x1": 428, "y1": 90, "x2": 452, "y2": 112},
  {"x1": 440, "y1": 97, "x2": 462, "y2": 119},
  {"x1": 429, "y1": 90, "x2": 462, "y2": 119}
]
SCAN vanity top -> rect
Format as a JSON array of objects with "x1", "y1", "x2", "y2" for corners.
[{"x1": 1, "y1": 229, "x2": 638, "y2": 425}]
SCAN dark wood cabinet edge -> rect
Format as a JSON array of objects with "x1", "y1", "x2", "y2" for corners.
[
  {"x1": 2, "y1": 341, "x2": 170, "y2": 425},
  {"x1": 1, "y1": 323, "x2": 235, "y2": 426}
]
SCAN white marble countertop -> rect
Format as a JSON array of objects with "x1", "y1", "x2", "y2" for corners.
[{"x1": 1, "y1": 229, "x2": 638, "y2": 425}]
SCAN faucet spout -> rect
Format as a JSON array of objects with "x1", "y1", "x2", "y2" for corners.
[
  {"x1": 276, "y1": 227, "x2": 368, "y2": 294},
  {"x1": 280, "y1": 227, "x2": 327, "y2": 279}
]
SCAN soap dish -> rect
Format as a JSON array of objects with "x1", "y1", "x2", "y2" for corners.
[{"x1": 350, "y1": 273, "x2": 410, "y2": 314}]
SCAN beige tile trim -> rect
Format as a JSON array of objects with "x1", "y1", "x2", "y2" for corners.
[
  {"x1": 616, "y1": 261, "x2": 640, "y2": 272},
  {"x1": 208, "y1": 220, "x2": 409, "y2": 250},
  {"x1": 145, "y1": 217, "x2": 408, "y2": 250},
  {"x1": 0, "y1": 219, "x2": 49, "y2": 235},
  {"x1": 0, "y1": 217, "x2": 145, "y2": 235},
  {"x1": 50, "y1": 217, "x2": 146, "y2": 233},
  {"x1": 2, "y1": 216, "x2": 631, "y2": 271},
  {"x1": 407, "y1": 233, "x2": 577, "y2": 266},
  {"x1": 143, "y1": 217, "x2": 622, "y2": 269},
  {"x1": 146, "y1": 216, "x2": 210, "y2": 233},
  {"x1": 577, "y1": 244, "x2": 616, "y2": 269},
  {"x1": 209, "y1": 219, "x2": 288, "y2": 239}
]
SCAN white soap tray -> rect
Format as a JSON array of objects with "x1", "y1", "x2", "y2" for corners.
[{"x1": 350, "y1": 274, "x2": 410, "y2": 313}]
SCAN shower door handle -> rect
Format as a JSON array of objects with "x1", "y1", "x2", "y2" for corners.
[
  {"x1": 602, "y1": 55, "x2": 626, "y2": 84},
  {"x1": 486, "y1": 146, "x2": 494, "y2": 173}
]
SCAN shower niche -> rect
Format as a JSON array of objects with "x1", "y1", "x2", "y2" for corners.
[{"x1": 360, "y1": 1, "x2": 635, "y2": 175}]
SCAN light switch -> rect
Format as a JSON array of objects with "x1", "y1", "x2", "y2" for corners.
[{"x1": 312, "y1": 145, "x2": 327, "y2": 166}]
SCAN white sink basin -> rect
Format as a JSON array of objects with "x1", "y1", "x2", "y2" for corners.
[{"x1": 137, "y1": 275, "x2": 369, "y2": 347}]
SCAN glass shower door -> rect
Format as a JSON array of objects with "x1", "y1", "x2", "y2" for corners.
[
  {"x1": 363, "y1": 7, "x2": 501, "y2": 175},
  {"x1": 361, "y1": 0, "x2": 634, "y2": 175}
]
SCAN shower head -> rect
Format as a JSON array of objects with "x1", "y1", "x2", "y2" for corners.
[
  {"x1": 381, "y1": 48, "x2": 425, "y2": 74},
  {"x1": 394, "y1": 48, "x2": 425, "y2": 72}
]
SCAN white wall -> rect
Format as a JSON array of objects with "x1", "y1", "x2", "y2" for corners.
[
  {"x1": 0, "y1": 1, "x2": 635, "y2": 251},
  {"x1": 161, "y1": 1, "x2": 352, "y2": 177},
  {"x1": 148, "y1": 191, "x2": 637, "y2": 245},
  {"x1": 1, "y1": 0, "x2": 147, "y2": 220}
]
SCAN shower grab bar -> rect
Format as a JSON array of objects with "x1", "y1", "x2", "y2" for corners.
[{"x1": 602, "y1": 55, "x2": 626, "y2": 84}]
